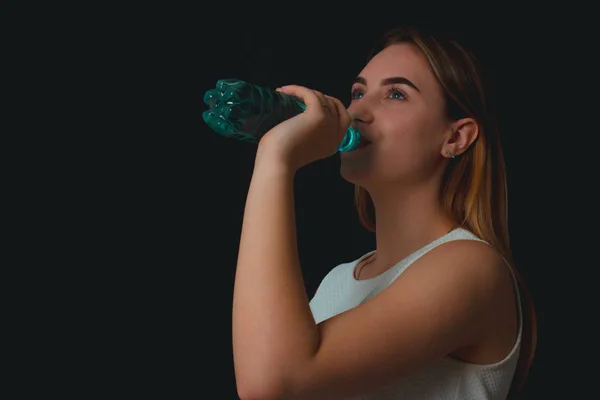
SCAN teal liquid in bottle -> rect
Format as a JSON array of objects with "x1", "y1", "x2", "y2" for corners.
[{"x1": 202, "y1": 79, "x2": 361, "y2": 152}]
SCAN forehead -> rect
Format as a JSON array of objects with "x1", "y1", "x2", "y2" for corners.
[{"x1": 358, "y1": 43, "x2": 435, "y2": 90}]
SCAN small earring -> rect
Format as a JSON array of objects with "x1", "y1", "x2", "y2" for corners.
[{"x1": 445, "y1": 149, "x2": 455, "y2": 159}]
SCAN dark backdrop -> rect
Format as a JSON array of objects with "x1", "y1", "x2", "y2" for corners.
[{"x1": 74, "y1": 8, "x2": 593, "y2": 400}]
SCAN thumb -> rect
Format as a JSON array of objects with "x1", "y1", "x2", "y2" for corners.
[{"x1": 277, "y1": 85, "x2": 322, "y2": 111}]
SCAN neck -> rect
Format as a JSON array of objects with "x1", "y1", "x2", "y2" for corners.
[{"x1": 367, "y1": 178, "x2": 456, "y2": 268}]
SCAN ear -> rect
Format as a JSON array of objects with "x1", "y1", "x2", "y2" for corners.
[{"x1": 441, "y1": 118, "x2": 479, "y2": 159}]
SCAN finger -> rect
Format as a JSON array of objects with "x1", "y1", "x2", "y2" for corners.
[
  {"x1": 312, "y1": 90, "x2": 338, "y2": 116},
  {"x1": 277, "y1": 85, "x2": 322, "y2": 111},
  {"x1": 325, "y1": 95, "x2": 351, "y2": 129},
  {"x1": 278, "y1": 85, "x2": 334, "y2": 115},
  {"x1": 307, "y1": 89, "x2": 332, "y2": 115},
  {"x1": 321, "y1": 94, "x2": 339, "y2": 116}
]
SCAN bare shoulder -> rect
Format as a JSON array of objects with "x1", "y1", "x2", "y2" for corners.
[
  {"x1": 403, "y1": 238, "x2": 519, "y2": 364},
  {"x1": 389, "y1": 237, "x2": 515, "y2": 335},
  {"x1": 409, "y1": 238, "x2": 511, "y2": 288},
  {"x1": 282, "y1": 238, "x2": 518, "y2": 399},
  {"x1": 405, "y1": 238, "x2": 516, "y2": 330}
]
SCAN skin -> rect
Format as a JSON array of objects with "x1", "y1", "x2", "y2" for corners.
[{"x1": 232, "y1": 43, "x2": 519, "y2": 400}]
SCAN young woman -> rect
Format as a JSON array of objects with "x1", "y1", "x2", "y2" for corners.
[{"x1": 232, "y1": 26, "x2": 537, "y2": 400}]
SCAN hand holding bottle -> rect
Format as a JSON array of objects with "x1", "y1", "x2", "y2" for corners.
[
  {"x1": 202, "y1": 79, "x2": 361, "y2": 153},
  {"x1": 256, "y1": 85, "x2": 352, "y2": 172}
]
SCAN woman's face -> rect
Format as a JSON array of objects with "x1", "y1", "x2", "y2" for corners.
[{"x1": 340, "y1": 43, "x2": 452, "y2": 188}]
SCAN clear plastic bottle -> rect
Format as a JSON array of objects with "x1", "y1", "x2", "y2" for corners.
[{"x1": 202, "y1": 79, "x2": 361, "y2": 152}]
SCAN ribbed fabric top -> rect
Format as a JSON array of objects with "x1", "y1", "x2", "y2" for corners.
[{"x1": 309, "y1": 228, "x2": 522, "y2": 399}]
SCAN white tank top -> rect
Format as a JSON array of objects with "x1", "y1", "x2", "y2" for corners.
[{"x1": 309, "y1": 228, "x2": 523, "y2": 400}]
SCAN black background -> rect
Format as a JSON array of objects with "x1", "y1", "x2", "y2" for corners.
[{"x1": 40, "y1": 6, "x2": 595, "y2": 399}]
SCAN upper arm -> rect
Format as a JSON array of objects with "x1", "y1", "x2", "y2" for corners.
[{"x1": 285, "y1": 240, "x2": 508, "y2": 400}]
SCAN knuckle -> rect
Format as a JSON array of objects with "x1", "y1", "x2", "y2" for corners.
[{"x1": 314, "y1": 109, "x2": 328, "y2": 120}]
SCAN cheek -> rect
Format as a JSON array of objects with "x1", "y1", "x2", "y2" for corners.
[
  {"x1": 374, "y1": 118, "x2": 441, "y2": 176},
  {"x1": 340, "y1": 108, "x2": 445, "y2": 183},
  {"x1": 376, "y1": 142, "x2": 425, "y2": 175},
  {"x1": 379, "y1": 115, "x2": 431, "y2": 157}
]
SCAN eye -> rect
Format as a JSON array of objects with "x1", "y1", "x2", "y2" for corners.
[
  {"x1": 387, "y1": 86, "x2": 406, "y2": 100},
  {"x1": 350, "y1": 88, "x2": 364, "y2": 100},
  {"x1": 351, "y1": 86, "x2": 407, "y2": 101}
]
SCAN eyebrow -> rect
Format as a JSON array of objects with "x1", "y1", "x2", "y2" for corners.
[{"x1": 353, "y1": 76, "x2": 420, "y2": 92}]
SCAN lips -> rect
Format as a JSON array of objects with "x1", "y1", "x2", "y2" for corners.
[{"x1": 356, "y1": 138, "x2": 372, "y2": 149}]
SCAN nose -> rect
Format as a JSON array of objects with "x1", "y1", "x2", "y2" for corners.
[{"x1": 347, "y1": 99, "x2": 374, "y2": 127}]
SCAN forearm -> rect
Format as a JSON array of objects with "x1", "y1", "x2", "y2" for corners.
[{"x1": 232, "y1": 156, "x2": 319, "y2": 395}]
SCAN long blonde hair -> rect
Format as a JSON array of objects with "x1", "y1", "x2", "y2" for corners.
[{"x1": 354, "y1": 27, "x2": 537, "y2": 397}]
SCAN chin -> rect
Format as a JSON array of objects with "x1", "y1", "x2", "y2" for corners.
[
  {"x1": 340, "y1": 161, "x2": 371, "y2": 186},
  {"x1": 340, "y1": 144, "x2": 389, "y2": 187}
]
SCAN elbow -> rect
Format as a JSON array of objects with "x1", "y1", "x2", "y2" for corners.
[
  {"x1": 236, "y1": 373, "x2": 288, "y2": 400},
  {"x1": 237, "y1": 389, "x2": 279, "y2": 400},
  {"x1": 235, "y1": 355, "x2": 313, "y2": 399},
  {"x1": 237, "y1": 385, "x2": 286, "y2": 400}
]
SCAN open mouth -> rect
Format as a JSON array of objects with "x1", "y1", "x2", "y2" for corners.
[{"x1": 356, "y1": 139, "x2": 372, "y2": 149}]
